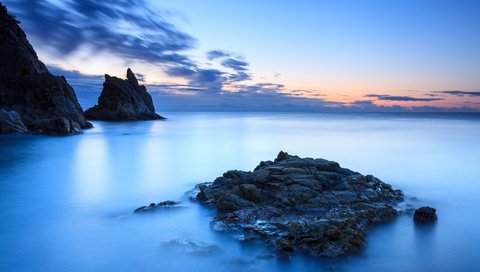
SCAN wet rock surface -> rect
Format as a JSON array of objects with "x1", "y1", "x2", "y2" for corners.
[
  {"x1": 85, "y1": 69, "x2": 165, "y2": 121},
  {"x1": 414, "y1": 206, "x2": 437, "y2": 222},
  {"x1": 194, "y1": 151, "x2": 404, "y2": 258},
  {"x1": 0, "y1": 4, "x2": 92, "y2": 135},
  {"x1": 134, "y1": 200, "x2": 180, "y2": 213}
]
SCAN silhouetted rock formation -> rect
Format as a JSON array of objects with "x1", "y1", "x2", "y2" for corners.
[
  {"x1": 85, "y1": 69, "x2": 164, "y2": 120},
  {"x1": 193, "y1": 152, "x2": 404, "y2": 258},
  {"x1": 0, "y1": 3, "x2": 92, "y2": 135},
  {"x1": 414, "y1": 206, "x2": 437, "y2": 222}
]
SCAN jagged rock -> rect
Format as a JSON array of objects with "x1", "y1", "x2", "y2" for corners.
[
  {"x1": 85, "y1": 69, "x2": 165, "y2": 120},
  {"x1": 193, "y1": 151, "x2": 404, "y2": 258},
  {"x1": 0, "y1": 108, "x2": 27, "y2": 133},
  {"x1": 0, "y1": 4, "x2": 92, "y2": 135},
  {"x1": 414, "y1": 206, "x2": 437, "y2": 222},
  {"x1": 134, "y1": 200, "x2": 180, "y2": 213}
]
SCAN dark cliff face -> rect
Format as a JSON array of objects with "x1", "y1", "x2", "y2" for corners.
[
  {"x1": 0, "y1": 4, "x2": 92, "y2": 134},
  {"x1": 85, "y1": 68, "x2": 165, "y2": 121}
]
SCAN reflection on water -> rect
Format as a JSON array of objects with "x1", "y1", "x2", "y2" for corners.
[
  {"x1": 0, "y1": 113, "x2": 479, "y2": 271},
  {"x1": 73, "y1": 136, "x2": 110, "y2": 203}
]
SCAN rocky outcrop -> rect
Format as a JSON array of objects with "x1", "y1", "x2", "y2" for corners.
[
  {"x1": 0, "y1": 108, "x2": 27, "y2": 133},
  {"x1": 414, "y1": 206, "x2": 437, "y2": 222},
  {"x1": 134, "y1": 200, "x2": 180, "y2": 213},
  {"x1": 0, "y1": 4, "x2": 92, "y2": 135},
  {"x1": 193, "y1": 151, "x2": 404, "y2": 258},
  {"x1": 85, "y1": 69, "x2": 165, "y2": 120}
]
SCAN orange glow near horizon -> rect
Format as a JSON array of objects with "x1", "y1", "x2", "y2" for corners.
[{"x1": 36, "y1": 47, "x2": 479, "y2": 110}]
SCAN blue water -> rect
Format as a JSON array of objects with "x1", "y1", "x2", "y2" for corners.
[{"x1": 1, "y1": 113, "x2": 479, "y2": 271}]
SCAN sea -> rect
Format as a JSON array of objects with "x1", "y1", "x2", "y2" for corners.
[{"x1": 1, "y1": 112, "x2": 479, "y2": 271}]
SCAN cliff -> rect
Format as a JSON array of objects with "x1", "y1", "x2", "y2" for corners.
[{"x1": 0, "y1": 3, "x2": 92, "y2": 134}]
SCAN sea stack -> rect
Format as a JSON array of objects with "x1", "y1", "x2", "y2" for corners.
[
  {"x1": 84, "y1": 69, "x2": 165, "y2": 121},
  {"x1": 0, "y1": 4, "x2": 92, "y2": 135}
]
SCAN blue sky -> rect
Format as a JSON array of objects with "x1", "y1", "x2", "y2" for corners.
[{"x1": 4, "y1": 0, "x2": 480, "y2": 111}]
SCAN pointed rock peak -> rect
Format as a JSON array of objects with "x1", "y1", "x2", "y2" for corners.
[
  {"x1": 85, "y1": 68, "x2": 165, "y2": 121},
  {"x1": 1, "y1": 4, "x2": 17, "y2": 23},
  {"x1": 275, "y1": 151, "x2": 290, "y2": 162},
  {"x1": 126, "y1": 68, "x2": 139, "y2": 85},
  {"x1": 1, "y1": 3, "x2": 9, "y2": 17},
  {"x1": 0, "y1": 3, "x2": 7, "y2": 15}
]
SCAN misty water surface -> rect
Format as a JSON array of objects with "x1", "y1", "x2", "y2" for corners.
[{"x1": 1, "y1": 113, "x2": 479, "y2": 271}]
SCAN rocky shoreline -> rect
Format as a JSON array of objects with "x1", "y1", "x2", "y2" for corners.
[{"x1": 192, "y1": 151, "x2": 404, "y2": 258}]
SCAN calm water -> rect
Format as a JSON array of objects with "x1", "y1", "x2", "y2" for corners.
[{"x1": 1, "y1": 113, "x2": 479, "y2": 272}]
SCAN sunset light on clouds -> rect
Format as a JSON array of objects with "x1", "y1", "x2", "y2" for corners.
[{"x1": 5, "y1": 0, "x2": 480, "y2": 111}]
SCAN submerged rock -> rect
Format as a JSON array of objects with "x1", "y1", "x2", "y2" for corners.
[
  {"x1": 134, "y1": 200, "x2": 180, "y2": 213},
  {"x1": 85, "y1": 69, "x2": 165, "y2": 121},
  {"x1": 161, "y1": 239, "x2": 220, "y2": 256},
  {"x1": 414, "y1": 206, "x2": 437, "y2": 222},
  {"x1": 193, "y1": 151, "x2": 404, "y2": 258},
  {"x1": 0, "y1": 4, "x2": 92, "y2": 135}
]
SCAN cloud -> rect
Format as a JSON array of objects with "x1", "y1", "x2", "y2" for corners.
[
  {"x1": 5, "y1": 0, "x2": 195, "y2": 65},
  {"x1": 151, "y1": 83, "x2": 337, "y2": 112},
  {"x1": 190, "y1": 69, "x2": 224, "y2": 91},
  {"x1": 165, "y1": 66, "x2": 196, "y2": 77},
  {"x1": 227, "y1": 72, "x2": 250, "y2": 82},
  {"x1": 165, "y1": 49, "x2": 251, "y2": 89},
  {"x1": 235, "y1": 83, "x2": 286, "y2": 94},
  {"x1": 206, "y1": 50, "x2": 231, "y2": 60},
  {"x1": 48, "y1": 65, "x2": 478, "y2": 113},
  {"x1": 205, "y1": 50, "x2": 251, "y2": 82},
  {"x1": 433, "y1": 91, "x2": 480, "y2": 97},
  {"x1": 6, "y1": 2, "x2": 478, "y2": 113},
  {"x1": 365, "y1": 94, "x2": 443, "y2": 102},
  {"x1": 221, "y1": 58, "x2": 249, "y2": 71}
]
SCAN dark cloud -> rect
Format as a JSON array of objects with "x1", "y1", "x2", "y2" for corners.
[
  {"x1": 5, "y1": 1, "x2": 250, "y2": 94},
  {"x1": 221, "y1": 58, "x2": 249, "y2": 71},
  {"x1": 5, "y1": 0, "x2": 195, "y2": 65},
  {"x1": 165, "y1": 52, "x2": 251, "y2": 90},
  {"x1": 227, "y1": 72, "x2": 251, "y2": 82},
  {"x1": 164, "y1": 65, "x2": 225, "y2": 92},
  {"x1": 365, "y1": 94, "x2": 443, "y2": 102},
  {"x1": 134, "y1": 73, "x2": 145, "y2": 83},
  {"x1": 191, "y1": 69, "x2": 224, "y2": 91},
  {"x1": 165, "y1": 66, "x2": 196, "y2": 77},
  {"x1": 205, "y1": 50, "x2": 251, "y2": 82},
  {"x1": 206, "y1": 50, "x2": 231, "y2": 60},
  {"x1": 433, "y1": 91, "x2": 480, "y2": 97}
]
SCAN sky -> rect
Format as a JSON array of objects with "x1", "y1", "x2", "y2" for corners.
[{"x1": 4, "y1": 0, "x2": 480, "y2": 112}]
